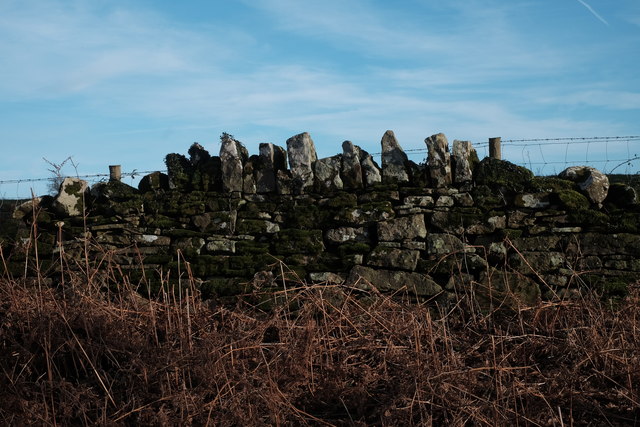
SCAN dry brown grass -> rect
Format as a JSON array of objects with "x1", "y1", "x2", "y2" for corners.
[{"x1": 0, "y1": 254, "x2": 639, "y2": 426}]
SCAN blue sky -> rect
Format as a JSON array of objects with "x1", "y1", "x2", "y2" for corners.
[{"x1": 1, "y1": 0, "x2": 639, "y2": 198}]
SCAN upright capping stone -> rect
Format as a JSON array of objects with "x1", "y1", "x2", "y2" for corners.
[
  {"x1": 381, "y1": 130, "x2": 409, "y2": 183},
  {"x1": 425, "y1": 133, "x2": 452, "y2": 187},
  {"x1": 165, "y1": 153, "x2": 192, "y2": 190},
  {"x1": 243, "y1": 155, "x2": 257, "y2": 194},
  {"x1": 558, "y1": 166, "x2": 609, "y2": 205},
  {"x1": 314, "y1": 155, "x2": 344, "y2": 192},
  {"x1": 286, "y1": 132, "x2": 317, "y2": 193},
  {"x1": 188, "y1": 142, "x2": 211, "y2": 166},
  {"x1": 341, "y1": 141, "x2": 363, "y2": 189},
  {"x1": 138, "y1": 171, "x2": 170, "y2": 192},
  {"x1": 220, "y1": 135, "x2": 248, "y2": 193},
  {"x1": 256, "y1": 143, "x2": 287, "y2": 193},
  {"x1": 359, "y1": 148, "x2": 382, "y2": 186},
  {"x1": 452, "y1": 140, "x2": 478, "y2": 184},
  {"x1": 53, "y1": 177, "x2": 89, "y2": 217}
]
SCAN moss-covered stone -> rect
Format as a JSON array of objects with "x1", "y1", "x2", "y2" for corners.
[
  {"x1": 531, "y1": 177, "x2": 575, "y2": 193},
  {"x1": 554, "y1": 190, "x2": 590, "y2": 210},
  {"x1": 474, "y1": 158, "x2": 534, "y2": 193},
  {"x1": 274, "y1": 229, "x2": 324, "y2": 255},
  {"x1": 321, "y1": 191, "x2": 358, "y2": 209}
]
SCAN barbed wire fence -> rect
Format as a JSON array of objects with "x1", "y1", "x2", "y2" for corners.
[{"x1": 1, "y1": 135, "x2": 639, "y2": 201}]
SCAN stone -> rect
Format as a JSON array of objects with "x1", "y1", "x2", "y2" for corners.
[
  {"x1": 325, "y1": 227, "x2": 370, "y2": 244},
  {"x1": 367, "y1": 246, "x2": 420, "y2": 271},
  {"x1": 452, "y1": 140, "x2": 478, "y2": 183},
  {"x1": 13, "y1": 198, "x2": 41, "y2": 220},
  {"x1": 427, "y1": 233, "x2": 472, "y2": 255},
  {"x1": 341, "y1": 141, "x2": 364, "y2": 189},
  {"x1": 206, "y1": 239, "x2": 236, "y2": 254},
  {"x1": 605, "y1": 183, "x2": 638, "y2": 207},
  {"x1": 404, "y1": 195, "x2": 434, "y2": 207},
  {"x1": 559, "y1": 166, "x2": 609, "y2": 204},
  {"x1": 514, "y1": 193, "x2": 551, "y2": 209},
  {"x1": 474, "y1": 157, "x2": 534, "y2": 193},
  {"x1": 188, "y1": 142, "x2": 211, "y2": 166},
  {"x1": 425, "y1": 133, "x2": 452, "y2": 187},
  {"x1": 381, "y1": 130, "x2": 409, "y2": 183},
  {"x1": 165, "y1": 153, "x2": 192, "y2": 190},
  {"x1": 287, "y1": 132, "x2": 318, "y2": 192},
  {"x1": 138, "y1": 172, "x2": 170, "y2": 192},
  {"x1": 220, "y1": 135, "x2": 248, "y2": 193},
  {"x1": 435, "y1": 195, "x2": 454, "y2": 207},
  {"x1": 309, "y1": 272, "x2": 345, "y2": 284},
  {"x1": 53, "y1": 178, "x2": 89, "y2": 217},
  {"x1": 134, "y1": 235, "x2": 171, "y2": 246},
  {"x1": 314, "y1": 155, "x2": 344, "y2": 192},
  {"x1": 346, "y1": 265, "x2": 442, "y2": 296},
  {"x1": 242, "y1": 156, "x2": 257, "y2": 194},
  {"x1": 453, "y1": 192, "x2": 474, "y2": 207},
  {"x1": 360, "y1": 151, "x2": 382, "y2": 186},
  {"x1": 377, "y1": 214, "x2": 427, "y2": 241},
  {"x1": 477, "y1": 267, "x2": 541, "y2": 307},
  {"x1": 255, "y1": 143, "x2": 287, "y2": 193}
]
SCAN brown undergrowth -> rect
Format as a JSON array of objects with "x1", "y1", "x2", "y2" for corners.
[{"x1": 0, "y1": 251, "x2": 639, "y2": 426}]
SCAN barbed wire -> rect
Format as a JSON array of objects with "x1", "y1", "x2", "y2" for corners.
[
  {"x1": 0, "y1": 170, "x2": 166, "y2": 186},
  {"x1": 1, "y1": 135, "x2": 638, "y2": 194}
]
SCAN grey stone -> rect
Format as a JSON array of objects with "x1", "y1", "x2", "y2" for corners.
[
  {"x1": 53, "y1": 178, "x2": 89, "y2": 217},
  {"x1": 381, "y1": 130, "x2": 409, "y2": 183},
  {"x1": 404, "y1": 195, "x2": 435, "y2": 207},
  {"x1": 452, "y1": 140, "x2": 477, "y2": 183},
  {"x1": 13, "y1": 198, "x2": 41, "y2": 220},
  {"x1": 435, "y1": 195, "x2": 454, "y2": 207},
  {"x1": 314, "y1": 155, "x2": 344, "y2": 192},
  {"x1": 367, "y1": 246, "x2": 420, "y2": 271},
  {"x1": 453, "y1": 192, "x2": 474, "y2": 207},
  {"x1": 256, "y1": 143, "x2": 287, "y2": 193},
  {"x1": 427, "y1": 233, "x2": 472, "y2": 255},
  {"x1": 206, "y1": 239, "x2": 236, "y2": 254},
  {"x1": 138, "y1": 172, "x2": 170, "y2": 192},
  {"x1": 377, "y1": 215, "x2": 427, "y2": 241},
  {"x1": 426, "y1": 133, "x2": 452, "y2": 187},
  {"x1": 477, "y1": 267, "x2": 541, "y2": 307},
  {"x1": 188, "y1": 142, "x2": 211, "y2": 166},
  {"x1": 309, "y1": 272, "x2": 345, "y2": 284},
  {"x1": 134, "y1": 235, "x2": 171, "y2": 246},
  {"x1": 514, "y1": 193, "x2": 551, "y2": 209},
  {"x1": 325, "y1": 227, "x2": 370, "y2": 244},
  {"x1": 220, "y1": 135, "x2": 248, "y2": 193},
  {"x1": 559, "y1": 166, "x2": 609, "y2": 204},
  {"x1": 242, "y1": 156, "x2": 257, "y2": 194},
  {"x1": 287, "y1": 132, "x2": 318, "y2": 192},
  {"x1": 360, "y1": 152, "x2": 382, "y2": 186},
  {"x1": 341, "y1": 141, "x2": 364, "y2": 189},
  {"x1": 346, "y1": 265, "x2": 442, "y2": 296}
]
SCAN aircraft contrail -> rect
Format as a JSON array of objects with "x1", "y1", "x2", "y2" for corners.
[{"x1": 575, "y1": 0, "x2": 609, "y2": 26}]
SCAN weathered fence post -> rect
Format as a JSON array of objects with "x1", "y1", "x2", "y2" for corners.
[
  {"x1": 109, "y1": 165, "x2": 122, "y2": 182},
  {"x1": 489, "y1": 137, "x2": 502, "y2": 160}
]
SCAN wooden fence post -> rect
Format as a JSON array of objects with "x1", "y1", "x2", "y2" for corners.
[
  {"x1": 109, "y1": 165, "x2": 122, "y2": 182},
  {"x1": 489, "y1": 137, "x2": 502, "y2": 160}
]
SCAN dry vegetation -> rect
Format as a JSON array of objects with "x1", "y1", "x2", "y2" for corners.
[{"x1": 0, "y1": 246, "x2": 639, "y2": 427}]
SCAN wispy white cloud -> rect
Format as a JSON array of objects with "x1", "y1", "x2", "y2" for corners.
[{"x1": 575, "y1": 0, "x2": 609, "y2": 26}]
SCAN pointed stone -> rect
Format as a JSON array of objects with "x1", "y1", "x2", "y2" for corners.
[
  {"x1": 314, "y1": 155, "x2": 343, "y2": 192},
  {"x1": 426, "y1": 133, "x2": 452, "y2": 187},
  {"x1": 341, "y1": 141, "x2": 363, "y2": 189},
  {"x1": 452, "y1": 140, "x2": 478, "y2": 184},
  {"x1": 220, "y1": 135, "x2": 248, "y2": 193},
  {"x1": 381, "y1": 130, "x2": 409, "y2": 183},
  {"x1": 286, "y1": 132, "x2": 317, "y2": 192}
]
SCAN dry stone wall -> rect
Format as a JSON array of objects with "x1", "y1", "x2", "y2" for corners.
[{"x1": 4, "y1": 131, "x2": 640, "y2": 305}]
